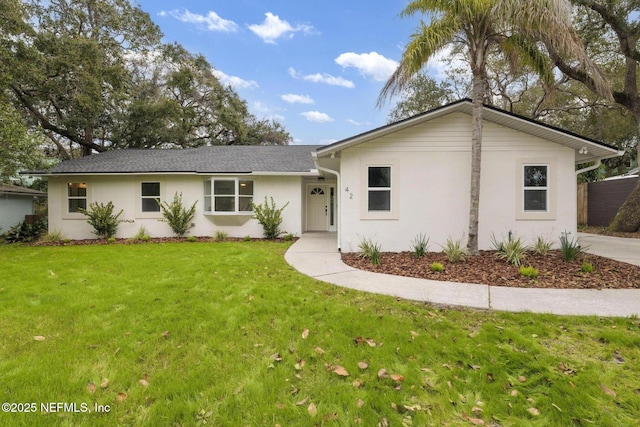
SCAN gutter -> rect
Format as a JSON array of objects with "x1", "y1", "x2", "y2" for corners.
[
  {"x1": 311, "y1": 152, "x2": 341, "y2": 252},
  {"x1": 575, "y1": 150, "x2": 625, "y2": 176}
]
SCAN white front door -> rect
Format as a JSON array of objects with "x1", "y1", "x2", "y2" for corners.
[{"x1": 307, "y1": 185, "x2": 328, "y2": 231}]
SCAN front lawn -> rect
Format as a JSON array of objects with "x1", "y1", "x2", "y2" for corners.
[{"x1": 1, "y1": 242, "x2": 639, "y2": 426}]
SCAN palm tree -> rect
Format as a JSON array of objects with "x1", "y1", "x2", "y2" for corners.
[{"x1": 379, "y1": 0, "x2": 610, "y2": 254}]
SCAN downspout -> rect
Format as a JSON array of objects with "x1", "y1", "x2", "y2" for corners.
[
  {"x1": 311, "y1": 151, "x2": 341, "y2": 252},
  {"x1": 575, "y1": 150, "x2": 625, "y2": 176}
]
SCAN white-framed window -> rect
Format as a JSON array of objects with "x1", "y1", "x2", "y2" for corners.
[
  {"x1": 67, "y1": 182, "x2": 87, "y2": 213},
  {"x1": 141, "y1": 182, "x2": 161, "y2": 212},
  {"x1": 367, "y1": 166, "x2": 392, "y2": 212},
  {"x1": 523, "y1": 165, "x2": 548, "y2": 212},
  {"x1": 204, "y1": 178, "x2": 254, "y2": 213}
]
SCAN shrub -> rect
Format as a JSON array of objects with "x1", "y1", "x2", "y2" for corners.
[
  {"x1": 78, "y1": 201, "x2": 126, "y2": 239},
  {"x1": 581, "y1": 261, "x2": 595, "y2": 273},
  {"x1": 252, "y1": 196, "x2": 289, "y2": 239},
  {"x1": 187, "y1": 236, "x2": 197, "y2": 243},
  {"x1": 130, "y1": 226, "x2": 151, "y2": 242},
  {"x1": 441, "y1": 237, "x2": 467, "y2": 263},
  {"x1": 430, "y1": 262, "x2": 445, "y2": 272},
  {"x1": 3, "y1": 218, "x2": 47, "y2": 243},
  {"x1": 243, "y1": 235, "x2": 251, "y2": 242},
  {"x1": 532, "y1": 235, "x2": 554, "y2": 256},
  {"x1": 410, "y1": 233, "x2": 430, "y2": 257},
  {"x1": 358, "y1": 236, "x2": 381, "y2": 265},
  {"x1": 519, "y1": 265, "x2": 539, "y2": 279},
  {"x1": 559, "y1": 232, "x2": 584, "y2": 262},
  {"x1": 40, "y1": 229, "x2": 65, "y2": 243},
  {"x1": 491, "y1": 232, "x2": 527, "y2": 266},
  {"x1": 283, "y1": 233, "x2": 295, "y2": 241},
  {"x1": 107, "y1": 237, "x2": 116, "y2": 244},
  {"x1": 214, "y1": 231, "x2": 228, "y2": 242},
  {"x1": 159, "y1": 192, "x2": 197, "y2": 237}
]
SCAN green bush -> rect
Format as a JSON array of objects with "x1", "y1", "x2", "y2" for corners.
[
  {"x1": 559, "y1": 232, "x2": 584, "y2": 262},
  {"x1": 490, "y1": 232, "x2": 527, "y2": 266},
  {"x1": 519, "y1": 265, "x2": 539, "y2": 279},
  {"x1": 358, "y1": 236, "x2": 381, "y2": 265},
  {"x1": 532, "y1": 235, "x2": 554, "y2": 256},
  {"x1": 130, "y1": 226, "x2": 151, "y2": 242},
  {"x1": 243, "y1": 235, "x2": 252, "y2": 242},
  {"x1": 159, "y1": 192, "x2": 197, "y2": 237},
  {"x1": 107, "y1": 237, "x2": 116, "y2": 244},
  {"x1": 441, "y1": 237, "x2": 467, "y2": 263},
  {"x1": 430, "y1": 262, "x2": 445, "y2": 272},
  {"x1": 187, "y1": 236, "x2": 197, "y2": 243},
  {"x1": 78, "y1": 201, "x2": 125, "y2": 239},
  {"x1": 214, "y1": 231, "x2": 228, "y2": 242},
  {"x1": 3, "y1": 218, "x2": 47, "y2": 243},
  {"x1": 410, "y1": 233, "x2": 430, "y2": 257},
  {"x1": 581, "y1": 261, "x2": 595, "y2": 273},
  {"x1": 283, "y1": 233, "x2": 295, "y2": 241},
  {"x1": 40, "y1": 229, "x2": 65, "y2": 243},
  {"x1": 252, "y1": 196, "x2": 289, "y2": 239}
]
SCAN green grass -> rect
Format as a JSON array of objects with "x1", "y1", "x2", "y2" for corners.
[{"x1": 1, "y1": 242, "x2": 639, "y2": 426}]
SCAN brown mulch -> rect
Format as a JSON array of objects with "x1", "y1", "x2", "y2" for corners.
[
  {"x1": 342, "y1": 250, "x2": 640, "y2": 290},
  {"x1": 30, "y1": 236, "x2": 296, "y2": 246}
]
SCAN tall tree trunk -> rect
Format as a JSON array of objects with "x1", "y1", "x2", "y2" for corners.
[
  {"x1": 467, "y1": 72, "x2": 485, "y2": 255},
  {"x1": 607, "y1": 118, "x2": 640, "y2": 232}
]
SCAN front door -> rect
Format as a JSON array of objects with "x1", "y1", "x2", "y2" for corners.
[{"x1": 307, "y1": 185, "x2": 328, "y2": 231}]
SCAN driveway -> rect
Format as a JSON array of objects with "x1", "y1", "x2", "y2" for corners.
[{"x1": 578, "y1": 233, "x2": 640, "y2": 267}]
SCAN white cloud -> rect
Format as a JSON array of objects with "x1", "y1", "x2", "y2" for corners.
[
  {"x1": 288, "y1": 67, "x2": 354, "y2": 88},
  {"x1": 346, "y1": 119, "x2": 371, "y2": 126},
  {"x1": 281, "y1": 93, "x2": 314, "y2": 104},
  {"x1": 248, "y1": 12, "x2": 315, "y2": 44},
  {"x1": 165, "y1": 9, "x2": 238, "y2": 32},
  {"x1": 301, "y1": 111, "x2": 334, "y2": 123},
  {"x1": 334, "y1": 51, "x2": 398, "y2": 82},
  {"x1": 212, "y1": 69, "x2": 258, "y2": 90}
]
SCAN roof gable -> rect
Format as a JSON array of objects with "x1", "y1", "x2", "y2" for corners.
[{"x1": 316, "y1": 99, "x2": 621, "y2": 163}]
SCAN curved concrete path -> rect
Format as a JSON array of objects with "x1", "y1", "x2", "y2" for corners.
[{"x1": 284, "y1": 232, "x2": 640, "y2": 317}]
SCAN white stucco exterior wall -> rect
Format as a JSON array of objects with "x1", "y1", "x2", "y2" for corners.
[
  {"x1": 338, "y1": 112, "x2": 577, "y2": 253},
  {"x1": 47, "y1": 174, "x2": 304, "y2": 240}
]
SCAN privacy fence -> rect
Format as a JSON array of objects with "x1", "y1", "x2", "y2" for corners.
[{"x1": 578, "y1": 176, "x2": 639, "y2": 226}]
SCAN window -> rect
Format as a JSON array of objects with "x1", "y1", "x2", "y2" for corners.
[
  {"x1": 204, "y1": 179, "x2": 253, "y2": 213},
  {"x1": 523, "y1": 165, "x2": 548, "y2": 212},
  {"x1": 141, "y1": 182, "x2": 161, "y2": 212},
  {"x1": 67, "y1": 182, "x2": 87, "y2": 213},
  {"x1": 368, "y1": 166, "x2": 391, "y2": 211}
]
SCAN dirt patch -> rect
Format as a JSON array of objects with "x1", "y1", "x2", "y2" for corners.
[{"x1": 341, "y1": 250, "x2": 640, "y2": 289}]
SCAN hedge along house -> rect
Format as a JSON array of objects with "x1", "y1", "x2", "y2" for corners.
[
  {"x1": 29, "y1": 100, "x2": 621, "y2": 249},
  {"x1": 314, "y1": 99, "x2": 622, "y2": 252}
]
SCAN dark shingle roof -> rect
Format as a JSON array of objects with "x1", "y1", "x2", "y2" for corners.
[
  {"x1": 48, "y1": 145, "x2": 322, "y2": 174},
  {"x1": 0, "y1": 183, "x2": 47, "y2": 196}
]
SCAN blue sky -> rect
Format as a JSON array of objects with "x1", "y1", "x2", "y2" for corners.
[{"x1": 135, "y1": 1, "x2": 433, "y2": 145}]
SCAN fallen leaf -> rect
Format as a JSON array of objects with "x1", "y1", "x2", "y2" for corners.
[
  {"x1": 249, "y1": 295, "x2": 254, "y2": 301},
  {"x1": 86, "y1": 383, "x2": 96, "y2": 394},
  {"x1": 518, "y1": 375, "x2": 526, "y2": 383},
  {"x1": 333, "y1": 365, "x2": 349, "y2": 376},
  {"x1": 527, "y1": 407, "x2": 540, "y2": 416},
  {"x1": 100, "y1": 378, "x2": 109, "y2": 388},
  {"x1": 270, "y1": 353, "x2": 282, "y2": 362},
  {"x1": 390, "y1": 374, "x2": 405, "y2": 382},
  {"x1": 295, "y1": 397, "x2": 308, "y2": 406},
  {"x1": 379, "y1": 417, "x2": 389, "y2": 427},
  {"x1": 601, "y1": 384, "x2": 616, "y2": 397},
  {"x1": 314, "y1": 346, "x2": 325, "y2": 355},
  {"x1": 352, "y1": 379, "x2": 364, "y2": 388},
  {"x1": 463, "y1": 413, "x2": 485, "y2": 425},
  {"x1": 294, "y1": 359, "x2": 305, "y2": 370},
  {"x1": 377, "y1": 368, "x2": 389, "y2": 379},
  {"x1": 510, "y1": 390, "x2": 518, "y2": 396},
  {"x1": 357, "y1": 399, "x2": 365, "y2": 408},
  {"x1": 472, "y1": 406, "x2": 483, "y2": 414},
  {"x1": 138, "y1": 379, "x2": 149, "y2": 387},
  {"x1": 161, "y1": 331, "x2": 169, "y2": 339},
  {"x1": 308, "y1": 402, "x2": 317, "y2": 417},
  {"x1": 323, "y1": 412, "x2": 338, "y2": 421},
  {"x1": 365, "y1": 338, "x2": 376, "y2": 347},
  {"x1": 552, "y1": 403, "x2": 562, "y2": 412},
  {"x1": 116, "y1": 392, "x2": 127, "y2": 402},
  {"x1": 358, "y1": 361, "x2": 368, "y2": 370},
  {"x1": 33, "y1": 336, "x2": 46, "y2": 341},
  {"x1": 302, "y1": 328, "x2": 309, "y2": 339}
]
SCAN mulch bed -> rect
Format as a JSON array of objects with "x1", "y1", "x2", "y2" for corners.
[
  {"x1": 342, "y1": 250, "x2": 640, "y2": 289},
  {"x1": 30, "y1": 236, "x2": 296, "y2": 246}
]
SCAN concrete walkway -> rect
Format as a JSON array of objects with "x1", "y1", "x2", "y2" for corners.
[{"x1": 285, "y1": 232, "x2": 640, "y2": 317}]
